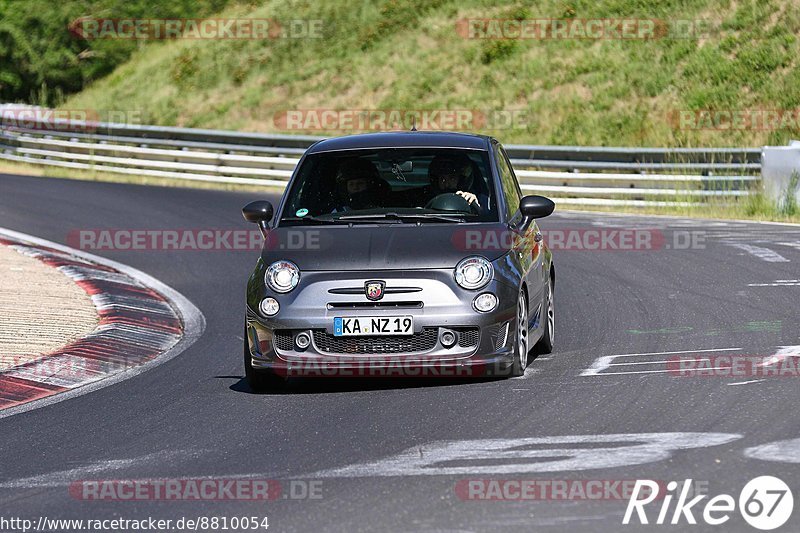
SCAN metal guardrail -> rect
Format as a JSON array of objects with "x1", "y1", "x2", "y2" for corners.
[{"x1": 0, "y1": 108, "x2": 761, "y2": 207}]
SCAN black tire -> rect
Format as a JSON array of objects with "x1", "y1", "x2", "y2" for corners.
[
  {"x1": 510, "y1": 289, "x2": 529, "y2": 377},
  {"x1": 534, "y1": 276, "x2": 554, "y2": 355},
  {"x1": 244, "y1": 327, "x2": 286, "y2": 392}
]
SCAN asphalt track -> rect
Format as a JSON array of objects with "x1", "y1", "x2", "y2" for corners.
[{"x1": 1, "y1": 173, "x2": 800, "y2": 532}]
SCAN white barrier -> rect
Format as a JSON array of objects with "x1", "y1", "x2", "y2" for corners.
[
  {"x1": 0, "y1": 106, "x2": 760, "y2": 206},
  {"x1": 761, "y1": 141, "x2": 800, "y2": 209}
]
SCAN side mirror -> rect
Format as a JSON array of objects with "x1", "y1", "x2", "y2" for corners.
[
  {"x1": 242, "y1": 200, "x2": 274, "y2": 238},
  {"x1": 519, "y1": 195, "x2": 555, "y2": 219}
]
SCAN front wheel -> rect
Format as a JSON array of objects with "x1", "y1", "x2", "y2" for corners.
[{"x1": 510, "y1": 290, "x2": 529, "y2": 377}]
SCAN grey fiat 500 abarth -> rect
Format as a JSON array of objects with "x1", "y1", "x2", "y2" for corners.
[{"x1": 242, "y1": 131, "x2": 555, "y2": 389}]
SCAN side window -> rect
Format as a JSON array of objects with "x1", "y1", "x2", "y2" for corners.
[{"x1": 493, "y1": 143, "x2": 521, "y2": 219}]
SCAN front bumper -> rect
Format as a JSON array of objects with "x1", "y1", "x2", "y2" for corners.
[{"x1": 245, "y1": 269, "x2": 521, "y2": 377}]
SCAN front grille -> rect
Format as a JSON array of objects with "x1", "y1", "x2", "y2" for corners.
[
  {"x1": 327, "y1": 301, "x2": 423, "y2": 310},
  {"x1": 313, "y1": 328, "x2": 439, "y2": 354},
  {"x1": 274, "y1": 330, "x2": 294, "y2": 352},
  {"x1": 455, "y1": 327, "x2": 480, "y2": 348}
]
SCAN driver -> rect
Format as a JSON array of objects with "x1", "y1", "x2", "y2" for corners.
[
  {"x1": 427, "y1": 154, "x2": 485, "y2": 212},
  {"x1": 333, "y1": 158, "x2": 383, "y2": 211}
]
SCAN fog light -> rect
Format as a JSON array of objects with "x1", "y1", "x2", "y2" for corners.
[
  {"x1": 473, "y1": 293, "x2": 498, "y2": 313},
  {"x1": 295, "y1": 332, "x2": 311, "y2": 350},
  {"x1": 440, "y1": 330, "x2": 457, "y2": 348},
  {"x1": 260, "y1": 297, "x2": 280, "y2": 317}
]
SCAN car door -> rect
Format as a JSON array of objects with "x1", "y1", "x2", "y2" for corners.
[{"x1": 492, "y1": 141, "x2": 545, "y2": 324}]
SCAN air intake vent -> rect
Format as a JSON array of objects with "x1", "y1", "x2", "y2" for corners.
[{"x1": 313, "y1": 328, "x2": 439, "y2": 354}]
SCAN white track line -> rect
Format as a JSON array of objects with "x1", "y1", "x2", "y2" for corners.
[
  {"x1": 607, "y1": 347, "x2": 741, "y2": 358},
  {"x1": 727, "y1": 243, "x2": 790, "y2": 263},
  {"x1": 607, "y1": 358, "x2": 712, "y2": 366},
  {"x1": 0, "y1": 227, "x2": 206, "y2": 420},
  {"x1": 589, "y1": 366, "x2": 748, "y2": 376},
  {"x1": 581, "y1": 348, "x2": 742, "y2": 376},
  {"x1": 728, "y1": 379, "x2": 765, "y2": 386},
  {"x1": 759, "y1": 345, "x2": 800, "y2": 366}
]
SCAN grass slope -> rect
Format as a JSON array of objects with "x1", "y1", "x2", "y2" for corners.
[{"x1": 61, "y1": 0, "x2": 800, "y2": 147}]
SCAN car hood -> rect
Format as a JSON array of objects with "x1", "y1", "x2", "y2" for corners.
[{"x1": 261, "y1": 223, "x2": 510, "y2": 271}]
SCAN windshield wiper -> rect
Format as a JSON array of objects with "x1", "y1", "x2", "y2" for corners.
[
  {"x1": 337, "y1": 212, "x2": 472, "y2": 223},
  {"x1": 328, "y1": 213, "x2": 402, "y2": 224},
  {"x1": 402, "y1": 213, "x2": 479, "y2": 222},
  {"x1": 281, "y1": 216, "x2": 351, "y2": 225}
]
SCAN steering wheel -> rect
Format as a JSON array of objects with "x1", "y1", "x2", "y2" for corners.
[{"x1": 425, "y1": 193, "x2": 478, "y2": 213}]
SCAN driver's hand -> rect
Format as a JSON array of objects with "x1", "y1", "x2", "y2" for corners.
[{"x1": 456, "y1": 191, "x2": 478, "y2": 205}]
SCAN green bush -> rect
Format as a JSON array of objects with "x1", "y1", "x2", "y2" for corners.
[{"x1": 0, "y1": 0, "x2": 229, "y2": 105}]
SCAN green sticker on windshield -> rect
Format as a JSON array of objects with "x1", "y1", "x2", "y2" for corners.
[{"x1": 296, "y1": 208, "x2": 309, "y2": 217}]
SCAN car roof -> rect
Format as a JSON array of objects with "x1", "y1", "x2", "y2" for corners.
[{"x1": 305, "y1": 131, "x2": 493, "y2": 154}]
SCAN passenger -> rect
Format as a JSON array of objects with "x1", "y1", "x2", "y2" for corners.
[{"x1": 333, "y1": 159, "x2": 384, "y2": 211}]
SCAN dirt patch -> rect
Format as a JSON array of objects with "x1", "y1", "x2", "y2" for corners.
[{"x1": 0, "y1": 244, "x2": 98, "y2": 369}]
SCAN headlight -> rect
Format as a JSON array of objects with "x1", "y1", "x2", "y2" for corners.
[
  {"x1": 266, "y1": 260, "x2": 300, "y2": 293},
  {"x1": 454, "y1": 256, "x2": 493, "y2": 290}
]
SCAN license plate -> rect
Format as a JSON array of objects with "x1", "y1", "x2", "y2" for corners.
[{"x1": 334, "y1": 316, "x2": 413, "y2": 336}]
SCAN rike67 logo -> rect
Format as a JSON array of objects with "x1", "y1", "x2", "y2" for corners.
[{"x1": 624, "y1": 476, "x2": 793, "y2": 530}]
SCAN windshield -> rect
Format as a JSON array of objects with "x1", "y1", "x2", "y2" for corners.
[{"x1": 280, "y1": 148, "x2": 498, "y2": 224}]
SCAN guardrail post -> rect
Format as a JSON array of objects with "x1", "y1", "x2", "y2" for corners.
[{"x1": 761, "y1": 141, "x2": 800, "y2": 209}]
